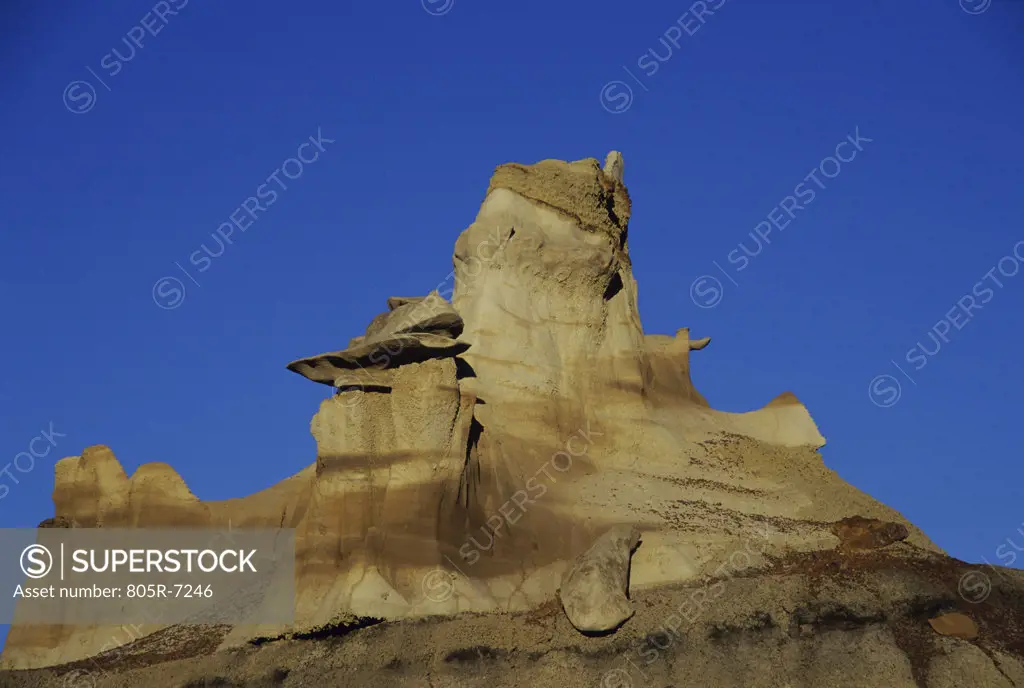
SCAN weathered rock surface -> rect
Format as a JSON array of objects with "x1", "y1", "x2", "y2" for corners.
[
  {"x1": 833, "y1": 515, "x2": 910, "y2": 552},
  {"x1": 558, "y1": 525, "x2": 640, "y2": 634},
  {"x1": 287, "y1": 289, "x2": 468, "y2": 387},
  {"x1": 287, "y1": 331, "x2": 469, "y2": 385},
  {"x1": 929, "y1": 612, "x2": 980, "y2": 640},
  {"x1": 363, "y1": 290, "x2": 463, "y2": 341},
  {"x1": 3, "y1": 152, "x2": 1022, "y2": 686},
  {"x1": 603, "y1": 150, "x2": 625, "y2": 185}
]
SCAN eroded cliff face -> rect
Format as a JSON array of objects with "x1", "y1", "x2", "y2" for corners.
[{"x1": 2, "y1": 152, "x2": 939, "y2": 672}]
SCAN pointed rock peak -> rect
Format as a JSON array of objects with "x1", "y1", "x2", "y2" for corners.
[
  {"x1": 603, "y1": 151, "x2": 624, "y2": 184},
  {"x1": 130, "y1": 461, "x2": 187, "y2": 480},
  {"x1": 81, "y1": 444, "x2": 125, "y2": 469},
  {"x1": 766, "y1": 391, "x2": 804, "y2": 407},
  {"x1": 58, "y1": 445, "x2": 129, "y2": 484}
]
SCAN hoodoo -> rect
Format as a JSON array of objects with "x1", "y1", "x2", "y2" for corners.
[{"x1": 5, "y1": 153, "x2": 1024, "y2": 688}]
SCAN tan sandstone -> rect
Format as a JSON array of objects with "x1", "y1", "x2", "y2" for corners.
[{"x1": 3, "y1": 153, "x2": 1020, "y2": 688}]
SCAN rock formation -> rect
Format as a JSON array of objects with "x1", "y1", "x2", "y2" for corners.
[
  {"x1": 286, "y1": 289, "x2": 467, "y2": 389},
  {"x1": 4, "y1": 152, "x2": 1024, "y2": 687},
  {"x1": 558, "y1": 525, "x2": 641, "y2": 634}
]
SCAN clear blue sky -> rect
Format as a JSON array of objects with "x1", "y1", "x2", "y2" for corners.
[{"x1": 2, "y1": 0, "x2": 1023, "y2": 652}]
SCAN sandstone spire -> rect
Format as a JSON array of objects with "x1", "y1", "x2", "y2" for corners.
[{"x1": 603, "y1": 150, "x2": 624, "y2": 184}]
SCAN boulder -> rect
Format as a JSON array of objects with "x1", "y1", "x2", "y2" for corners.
[{"x1": 558, "y1": 525, "x2": 641, "y2": 634}]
